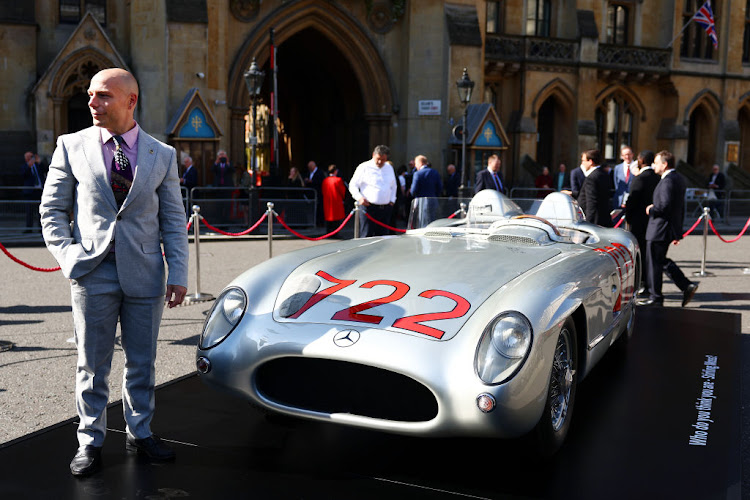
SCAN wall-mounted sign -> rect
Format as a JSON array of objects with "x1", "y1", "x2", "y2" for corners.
[{"x1": 418, "y1": 100, "x2": 441, "y2": 116}]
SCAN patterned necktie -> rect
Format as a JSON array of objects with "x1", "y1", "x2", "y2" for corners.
[
  {"x1": 492, "y1": 172, "x2": 502, "y2": 191},
  {"x1": 111, "y1": 135, "x2": 133, "y2": 207},
  {"x1": 625, "y1": 164, "x2": 630, "y2": 182}
]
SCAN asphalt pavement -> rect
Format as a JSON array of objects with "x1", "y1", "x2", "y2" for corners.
[{"x1": 0, "y1": 226, "x2": 748, "y2": 448}]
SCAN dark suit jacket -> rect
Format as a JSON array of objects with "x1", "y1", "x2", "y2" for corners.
[
  {"x1": 474, "y1": 168, "x2": 506, "y2": 194},
  {"x1": 569, "y1": 166, "x2": 585, "y2": 199},
  {"x1": 182, "y1": 165, "x2": 198, "y2": 191},
  {"x1": 646, "y1": 169, "x2": 686, "y2": 242},
  {"x1": 444, "y1": 172, "x2": 459, "y2": 197},
  {"x1": 554, "y1": 171, "x2": 570, "y2": 192},
  {"x1": 707, "y1": 172, "x2": 726, "y2": 198},
  {"x1": 624, "y1": 168, "x2": 659, "y2": 238},
  {"x1": 411, "y1": 166, "x2": 442, "y2": 198},
  {"x1": 578, "y1": 167, "x2": 613, "y2": 227}
]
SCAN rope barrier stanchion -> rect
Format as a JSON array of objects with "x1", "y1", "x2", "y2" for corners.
[
  {"x1": 267, "y1": 202, "x2": 274, "y2": 259},
  {"x1": 184, "y1": 205, "x2": 215, "y2": 305},
  {"x1": 0, "y1": 241, "x2": 61, "y2": 272},
  {"x1": 200, "y1": 212, "x2": 268, "y2": 237},
  {"x1": 682, "y1": 214, "x2": 704, "y2": 238},
  {"x1": 693, "y1": 207, "x2": 714, "y2": 278},
  {"x1": 353, "y1": 202, "x2": 360, "y2": 239}
]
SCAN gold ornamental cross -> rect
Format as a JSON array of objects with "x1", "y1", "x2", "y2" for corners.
[{"x1": 191, "y1": 115, "x2": 203, "y2": 132}]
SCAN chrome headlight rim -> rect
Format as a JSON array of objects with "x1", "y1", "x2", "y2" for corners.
[
  {"x1": 474, "y1": 311, "x2": 534, "y2": 385},
  {"x1": 199, "y1": 286, "x2": 247, "y2": 350}
]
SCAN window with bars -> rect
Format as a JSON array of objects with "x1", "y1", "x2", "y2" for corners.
[
  {"x1": 595, "y1": 96, "x2": 634, "y2": 162},
  {"x1": 486, "y1": 1, "x2": 503, "y2": 34},
  {"x1": 526, "y1": 0, "x2": 551, "y2": 37},
  {"x1": 60, "y1": 0, "x2": 106, "y2": 26},
  {"x1": 680, "y1": 0, "x2": 718, "y2": 60},
  {"x1": 606, "y1": 3, "x2": 629, "y2": 45}
]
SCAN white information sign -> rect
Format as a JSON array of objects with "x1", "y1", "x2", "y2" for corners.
[{"x1": 418, "y1": 100, "x2": 441, "y2": 116}]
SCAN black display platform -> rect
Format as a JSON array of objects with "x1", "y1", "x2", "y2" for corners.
[{"x1": 0, "y1": 308, "x2": 742, "y2": 500}]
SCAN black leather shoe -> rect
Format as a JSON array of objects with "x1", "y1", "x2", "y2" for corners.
[
  {"x1": 70, "y1": 445, "x2": 102, "y2": 477},
  {"x1": 682, "y1": 282, "x2": 699, "y2": 307},
  {"x1": 126, "y1": 435, "x2": 175, "y2": 462},
  {"x1": 636, "y1": 298, "x2": 663, "y2": 307}
]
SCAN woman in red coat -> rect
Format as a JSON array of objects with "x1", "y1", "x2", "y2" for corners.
[{"x1": 322, "y1": 164, "x2": 347, "y2": 235}]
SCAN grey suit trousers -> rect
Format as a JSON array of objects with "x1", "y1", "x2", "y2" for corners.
[{"x1": 70, "y1": 253, "x2": 164, "y2": 447}]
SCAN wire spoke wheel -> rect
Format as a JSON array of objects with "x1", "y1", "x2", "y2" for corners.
[{"x1": 549, "y1": 326, "x2": 573, "y2": 431}]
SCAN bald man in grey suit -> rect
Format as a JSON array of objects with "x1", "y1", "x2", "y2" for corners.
[{"x1": 40, "y1": 68, "x2": 188, "y2": 476}]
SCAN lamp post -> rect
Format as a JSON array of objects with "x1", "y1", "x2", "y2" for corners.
[
  {"x1": 456, "y1": 67, "x2": 474, "y2": 198},
  {"x1": 243, "y1": 59, "x2": 265, "y2": 185}
]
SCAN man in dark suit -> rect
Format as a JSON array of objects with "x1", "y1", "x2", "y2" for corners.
[
  {"x1": 444, "y1": 163, "x2": 459, "y2": 197},
  {"x1": 637, "y1": 150, "x2": 699, "y2": 307},
  {"x1": 306, "y1": 160, "x2": 325, "y2": 226},
  {"x1": 624, "y1": 150, "x2": 659, "y2": 295},
  {"x1": 706, "y1": 163, "x2": 726, "y2": 218},
  {"x1": 474, "y1": 154, "x2": 506, "y2": 194},
  {"x1": 410, "y1": 155, "x2": 442, "y2": 198},
  {"x1": 562, "y1": 164, "x2": 585, "y2": 200},
  {"x1": 21, "y1": 151, "x2": 44, "y2": 231},
  {"x1": 180, "y1": 155, "x2": 198, "y2": 192},
  {"x1": 577, "y1": 149, "x2": 613, "y2": 227}
]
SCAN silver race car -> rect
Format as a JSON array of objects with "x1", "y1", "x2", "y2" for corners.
[{"x1": 196, "y1": 190, "x2": 639, "y2": 454}]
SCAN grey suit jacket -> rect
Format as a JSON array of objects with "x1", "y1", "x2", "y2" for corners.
[{"x1": 40, "y1": 126, "x2": 188, "y2": 297}]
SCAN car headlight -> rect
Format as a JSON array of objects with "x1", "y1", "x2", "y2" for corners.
[
  {"x1": 475, "y1": 312, "x2": 533, "y2": 384},
  {"x1": 199, "y1": 287, "x2": 247, "y2": 349}
]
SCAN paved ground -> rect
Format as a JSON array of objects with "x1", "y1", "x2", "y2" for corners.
[{"x1": 0, "y1": 226, "x2": 748, "y2": 446}]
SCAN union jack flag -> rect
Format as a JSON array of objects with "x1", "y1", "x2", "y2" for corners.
[{"x1": 693, "y1": 0, "x2": 718, "y2": 49}]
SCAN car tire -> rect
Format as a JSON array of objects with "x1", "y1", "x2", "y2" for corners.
[{"x1": 534, "y1": 317, "x2": 577, "y2": 457}]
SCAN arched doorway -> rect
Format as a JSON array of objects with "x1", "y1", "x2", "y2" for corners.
[
  {"x1": 228, "y1": 0, "x2": 395, "y2": 185},
  {"x1": 276, "y1": 28, "x2": 367, "y2": 178},
  {"x1": 688, "y1": 104, "x2": 715, "y2": 173},
  {"x1": 536, "y1": 95, "x2": 573, "y2": 170},
  {"x1": 67, "y1": 92, "x2": 90, "y2": 133}
]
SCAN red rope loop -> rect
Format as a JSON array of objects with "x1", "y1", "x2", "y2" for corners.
[
  {"x1": 708, "y1": 216, "x2": 750, "y2": 243},
  {"x1": 186, "y1": 220, "x2": 193, "y2": 232},
  {"x1": 447, "y1": 209, "x2": 463, "y2": 220},
  {"x1": 200, "y1": 213, "x2": 268, "y2": 236},
  {"x1": 0, "y1": 241, "x2": 61, "y2": 272},
  {"x1": 682, "y1": 215, "x2": 705, "y2": 238},
  {"x1": 275, "y1": 212, "x2": 354, "y2": 241},
  {"x1": 613, "y1": 216, "x2": 625, "y2": 228},
  {"x1": 363, "y1": 211, "x2": 407, "y2": 233}
]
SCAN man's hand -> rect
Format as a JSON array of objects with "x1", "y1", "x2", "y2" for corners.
[
  {"x1": 165, "y1": 285, "x2": 187, "y2": 308},
  {"x1": 646, "y1": 203, "x2": 654, "y2": 215},
  {"x1": 358, "y1": 197, "x2": 370, "y2": 207}
]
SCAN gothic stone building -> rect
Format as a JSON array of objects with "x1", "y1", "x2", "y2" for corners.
[{"x1": 1, "y1": 0, "x2": 749, "y2": 190}]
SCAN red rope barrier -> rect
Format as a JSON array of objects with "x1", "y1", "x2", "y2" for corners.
[
  {"x1": 0, "y1": 241, "x2": 60, "y2": 272},
  {"x1": 682, "y1": 215, "x2": 705, "y2": 238},
  {"x1": 275, "y1": 212, "x2": 354, "y2": 241},
  {"x1": 363, "y1": 211, "x2": 407, "y2": 233},
  {"x1": 708, "y1": 216, "x2": 750, "y2": 243},
  {"x1": 186, "y1": 220, "x2": 193, "y2": 232},
  {"x1": 200, "y1": 213, "x2": 268, "y2": 236},
  {"x1": 613, "y1": 217, "x2": 624, "y2": 228}
]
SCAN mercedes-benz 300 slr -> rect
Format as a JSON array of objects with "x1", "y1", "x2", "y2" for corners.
[{"x1": 196, "y1": 190, "x2": 639, "y2": 454}]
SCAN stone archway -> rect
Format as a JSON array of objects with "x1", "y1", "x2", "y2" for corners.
[
  {"x1": 685, "y1": 92, "x2": 721, "y2": 173},
  {"x1": 532, "y1": 79, "x2": 576, "y2": 170},
  {"x1": 227, "y1": 0, "x2": 396, "y2": 178}
]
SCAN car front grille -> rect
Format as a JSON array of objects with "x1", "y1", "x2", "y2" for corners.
[{"x1": 255, "y1": 357, "x2": 438, "y2": 422}]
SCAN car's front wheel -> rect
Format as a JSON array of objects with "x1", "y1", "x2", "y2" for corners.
[{"x1": 535, "y1": 317, "x2": 577, "y2": 457}]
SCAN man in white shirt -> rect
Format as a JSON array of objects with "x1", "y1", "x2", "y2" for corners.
[{"x1": 349, "y1": 145, "x2": 397, "y2": 237}]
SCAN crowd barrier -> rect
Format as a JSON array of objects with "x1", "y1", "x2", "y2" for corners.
[{"x1": 3, "y1": 201, "x2": 748, "y2": 302}]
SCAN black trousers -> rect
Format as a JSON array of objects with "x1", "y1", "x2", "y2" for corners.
[
  {"x1": 646, "y1": 239, "x2": 692, "y2": 302},
  {"x1": 359, "y1": 204, "x2": 393, "y2": 238}
]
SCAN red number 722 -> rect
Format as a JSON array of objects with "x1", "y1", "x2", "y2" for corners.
[{"x1": 288, "y1": 270, "x2": 471, "y2": 339}]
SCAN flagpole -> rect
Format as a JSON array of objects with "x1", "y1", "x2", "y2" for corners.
[{"x1": 666, "y1": 12, "x2": 697, "y2": 48}]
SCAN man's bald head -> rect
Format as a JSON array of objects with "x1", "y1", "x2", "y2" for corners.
[{"x1": 88, "y1": 68, "x2": 139, "y2": 135}]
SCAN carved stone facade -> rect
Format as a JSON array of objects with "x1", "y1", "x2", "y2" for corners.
[{"x1": 1, "y1": 0, "x2": 749, "y2": 188}]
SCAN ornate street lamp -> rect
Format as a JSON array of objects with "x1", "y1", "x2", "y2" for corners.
[
  {"x1": 243, "y1": 58, "x2": 265, "y2": 185},
  {"x1": 456, "y1": 67, "x2": 474, "y2": 198}
]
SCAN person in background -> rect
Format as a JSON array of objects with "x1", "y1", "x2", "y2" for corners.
[
  {"x1": 444, "y1": 163, "x2": 459, "y2": 197},
  {"x1": 474, "y1": 155, "x2": 506, "y2": 194},
  {"x1": 624, "y1": 150, "x2": 659, "y2": 296},
  {"x1": 349, "y1": 145, "x2": 397, "y2": 237},
  {"x1": 637, "y1": 150, "x2": 699, "y2": 307},
  {"x1": 21, "y1": 151, "x2": 44, "y2": 231},
  {"x1": 535, "y1": 166, "x2": 553, "y2": 198},
  {"x1": 554, "y1": 163, "x2": 570, "y2": 192},
  {"x1": 322, "y1": 164, "x2": 347, "y2": 236},
  {"x1": 613, "y1": 145, "x2": 637, "y2": 209},
  {"x1": 180, "y1": 155, "x2": 198, "y2": 192},
  {"x1": 305, "y1": 160, "x2": 325, "y2": 226},
  {"x1": 577, "y1": 149, "x2": 613, "y2": 227},
  {"x1": 212, "y1": 150, "x2": 233, "y2": 187},
  {"x1": 410, "y1": 155, "x2": 442, "y2": 198},
  {"x1": 706, "y1": 163, "x2": 726, "y2": 219}
]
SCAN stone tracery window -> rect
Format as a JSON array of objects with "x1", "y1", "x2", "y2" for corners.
[
  {"x1": 486, "y1": 1, "x2": 503, "y2": 34},
  {"x1": 526, "y1": 0, "x2": 551, "y2": 37},
  {"x1": 680, "y1": 0, "x2": 719, "y2": 60},
  {"x1": 606, "y1": 2, "x2": 630, "y2": 45},
  {"x1": 595, "y1": 95, "x2": 634, "y2": 161}
]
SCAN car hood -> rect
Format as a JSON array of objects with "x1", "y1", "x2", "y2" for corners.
[{"x1": 273, "y1": 235, "x2": 561, "y2": 341}]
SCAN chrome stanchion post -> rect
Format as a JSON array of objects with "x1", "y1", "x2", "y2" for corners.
[
  {"x1": 185, "y1": 205, "x2": 215, "y2": 304},
  {"x1": 354, "y1": 202, "x2": 360, "y2": 239},
  {"x1": 460, "y1": 202, "x2": 467, "y2": 218},
  {"x1": 267, "y1": 202, "x2": 274, "y2": 259},
  {"x1": 693, "y1": 207, "x2": 714, "y2": 278}
]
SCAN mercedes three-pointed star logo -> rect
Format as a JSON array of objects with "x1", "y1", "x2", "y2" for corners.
[{"x1": 333, "y1": 329, "x2": 360, "y2": 347}]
